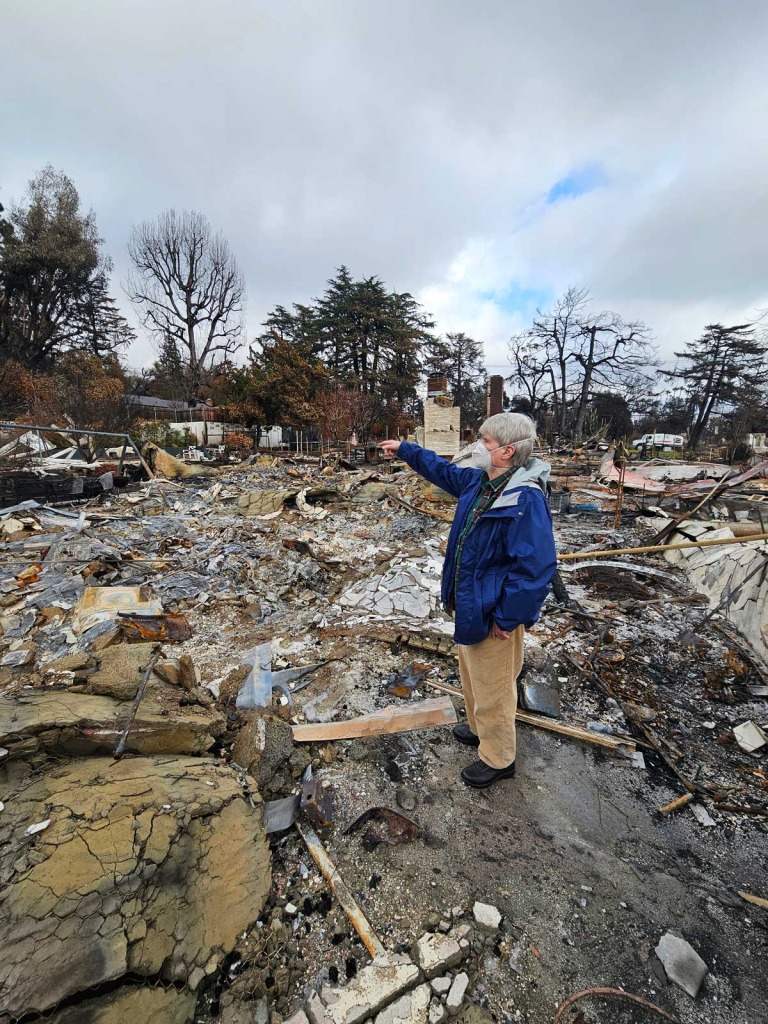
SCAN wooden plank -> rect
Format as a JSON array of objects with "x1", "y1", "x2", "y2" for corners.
[
  {"x1": 657, "y1": 792, "x2": 695, "y2": 816},
  {"x1": 558, "y1": 532, "x2": 768, "y2": 561},
  {"x1": 515, "y1": 709, "x2": 636, "y2": 753},
  {"x1": 291, "y1": 696, "x2": 457, "y2": 742},
  {"x1": 421, "y1": 681, "x2": 636, "y2": 752},
  {"x1": 738, "y1": 890, "x2": 768, "y2": 911}
]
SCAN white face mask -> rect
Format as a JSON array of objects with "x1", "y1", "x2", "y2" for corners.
[{"x1": 470, "y1": 441, "x2": 504, "y2": 471}]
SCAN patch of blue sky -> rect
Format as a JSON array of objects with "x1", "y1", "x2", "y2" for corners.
[
  {"x1": 478, "y1": 282, "x2": 552, "y2": 316},
  {"x1": 545, "y1": 164, "x2": 606, "y2": 204}
]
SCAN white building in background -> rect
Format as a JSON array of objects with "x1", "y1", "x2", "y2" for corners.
[{"x1": 168, "y1": 421, "x2": 225, "y2": 446}]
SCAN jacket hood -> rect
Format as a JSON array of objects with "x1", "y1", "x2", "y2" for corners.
[
  {"x1": 507, "y1": 456, "x2": 550, "y2": 491},
  {"x1": 489, "y1": 457, "x2": 551, "y2": 510}
]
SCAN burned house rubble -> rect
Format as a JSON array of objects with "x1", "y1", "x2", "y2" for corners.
[{"x1": 1, "y1": 446, "x2": 767, "y2": 1024}]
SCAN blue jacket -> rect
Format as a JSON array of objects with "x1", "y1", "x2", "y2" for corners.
[{"x1": 397, "y1": 441, "x2": 557, "y2": 645}]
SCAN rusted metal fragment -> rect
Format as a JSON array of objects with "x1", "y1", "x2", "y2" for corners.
[
  {"x1": 283, "y1": 538, "x2": 316, "y2": 557},
  {"x1": 291, "y1": 697, "x2": 457, "y2": 743},
  {"x1": 301, "y1": 767, "x2": 335, "y2": 829},
  {"x1": 118, "y1": 612, "x2": 193, "y2": 642},
  {"x1": 345, "y1": 806, "x2": 421, "y2": 851},
  {"x1": 384, "y1": 662, "x2": 430, "y2": 699},
  {"x1": 113, "y1": 651, "x2": 163, "y2": 758}
]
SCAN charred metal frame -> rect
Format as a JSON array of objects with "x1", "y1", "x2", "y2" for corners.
[{"x1": 0, "y1": 422, "x2": 155, "y2": 479}]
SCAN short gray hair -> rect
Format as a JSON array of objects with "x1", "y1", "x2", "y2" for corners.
[{"x1": 480, "y1": 413, "x2": 537, "y2": 467}]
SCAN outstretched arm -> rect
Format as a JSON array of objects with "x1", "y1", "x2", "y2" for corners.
[{"x1": 378, "y1": 439, "x2": 477, "y2": 498}]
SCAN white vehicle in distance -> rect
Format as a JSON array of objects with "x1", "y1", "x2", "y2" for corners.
[{"x1": 632, "y1": 433, "x2": 685, "y2": 451}]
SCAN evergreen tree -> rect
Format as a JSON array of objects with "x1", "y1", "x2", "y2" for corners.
[
  {"x1": 145, "y1": 337, "x2": 189, "y2": 400},
  {"x1": 663, "y1": 323, "x2": 768, "y2": 449},
  {"x1": 0, "y1": 166, "x2": 133, "y2": 368},
  {"x1": 258, "y1": 267, "x2": 434, "y2": 408}
]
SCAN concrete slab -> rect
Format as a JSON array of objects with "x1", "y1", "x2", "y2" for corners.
[
  {"x1": 374, "y1": 984, "x2": 430, "y2": 1024},
  {"x1": 321, "y1": 956, "x2": 421, "y2": 1024},
  {"x1": 445, "y1": 974, "x2": 469, "y2": 1016}
]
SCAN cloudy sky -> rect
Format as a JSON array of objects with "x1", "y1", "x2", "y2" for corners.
[{"x1": 3, "y1": 0, "x2": 767, "y2": 377}]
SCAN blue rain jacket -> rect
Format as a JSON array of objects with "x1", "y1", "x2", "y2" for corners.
[{"x1": 397, "y1": 441, "x2": 557, "y2": 645}]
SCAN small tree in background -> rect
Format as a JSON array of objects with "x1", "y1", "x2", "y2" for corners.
[
  {"x1": 311, "y1": 384, "x2": 373, "y2": 442},
  {"x1": 8, "y1": 352, "x2": 129, "y2": 458}
]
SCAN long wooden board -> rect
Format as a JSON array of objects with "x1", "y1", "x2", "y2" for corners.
[
  {"x1": 291, "y1": 696, "x2": 457, "y2": 742},
  {"x1": 423, "y1": 680, "x2": 636, "y2": 752},
  {"x1": 514, "y1": 709, "x2": 636, "y2": 753}
]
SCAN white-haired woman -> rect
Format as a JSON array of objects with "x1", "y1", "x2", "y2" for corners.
[{"x1": 379, "y1": 413, "x2": 556, "y2": 788}]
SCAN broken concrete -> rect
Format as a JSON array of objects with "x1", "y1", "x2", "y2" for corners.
[
  {"x1": 86, "y1": 641, "x2": 158, "y2": 700},
  {"x1": 374, "y1": 983, "x2": 431, "y2": 1024},
  {"x1": 413, "y1": 932, "x2": 464, "y2": 978},
  {"x1": 445, "y1": 973, "x2": 469, "y2": 1016},
  {"x1": 320, "y1": 955, "x2": 421, "y2": 1024},
  {"x1": 232, "y1": 709, "x2": 297, "y2": 790},
  {"x1": 0, "y1": 756, "x2": 271, "y2": 1018},
  {"x1": 654, "y1": 930, "x2": 709, "y2": 998},
  {"x1": 733, "y1": 719, "x2": 767, "y2": 752},
  {"x1": 471, "y1": 902, "x2": 501, "y2": 932}
]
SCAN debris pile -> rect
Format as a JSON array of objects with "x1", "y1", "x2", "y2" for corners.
[{"x1": 0, "y1": 447, "x2": 766, "y2": 1023}]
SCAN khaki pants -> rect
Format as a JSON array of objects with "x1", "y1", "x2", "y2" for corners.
[{"x1": 457, "y1": 625, "x2": 524, "y2": 769}]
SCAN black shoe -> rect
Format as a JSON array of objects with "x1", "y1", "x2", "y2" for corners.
[
  {"x1": 461, "y1": 759, "x2": 516, "y2": 788},
  {"x1": 453, "y1": 722, "x2": 480, "y2": 747}
]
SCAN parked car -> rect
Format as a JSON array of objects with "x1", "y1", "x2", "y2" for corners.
[{"x1": 632, "y1": 433, "x2": 685, "y2": 451}]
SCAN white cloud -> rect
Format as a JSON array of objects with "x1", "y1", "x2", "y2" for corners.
[{"x1": 2, "y1": 0, "x2": 767, "y2": 374}]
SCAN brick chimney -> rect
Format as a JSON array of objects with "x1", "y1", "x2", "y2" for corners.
[
  {"x1": 427, "y1": 374, "x2": 449, "y2": 396},
  {"x1": 487, "y1": 375, "x2": 504, "y2": 416}
]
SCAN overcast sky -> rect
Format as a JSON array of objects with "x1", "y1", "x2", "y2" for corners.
[{"x1": 3, "y1": 0, "x2": 767, "y2": 378}]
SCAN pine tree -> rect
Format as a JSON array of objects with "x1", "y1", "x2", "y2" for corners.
[
  {"x1": 0, "y1": 166, "x2": 133, "y2": 368},
  {"x1": 664, "y1": 323, "x2": 768, "y2": 449}
]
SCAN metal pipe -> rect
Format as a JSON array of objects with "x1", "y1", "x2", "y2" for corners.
[
  {"x1": 113, "y1": 652, "x2": 162, "y2": 759},
  {"x1": 2, "y1": 421, "x2": 134, "y2": 441},
  {"x1": 296, "y1": 821, "x2": 385, "y2": 958},
  {"x1": 558, "y1": 532, "x2": 768, "y2": 561}
]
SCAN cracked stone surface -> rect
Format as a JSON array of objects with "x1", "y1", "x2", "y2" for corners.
[
  {"x1": 0, "y1": 755, "x2": 271, "y2": 1019},
  {"x1": 0, "y1": 688, "x2": 225, "y2": 758},
  {"x1": 48, "y1": 984, "x2": 198, "y2": 1024},
  {"x1": 337, "y1": 553, "x2": 442, "y2": 620},
  {"x1": 85, "y1": 641, "x2": 159, "y2": 700}
]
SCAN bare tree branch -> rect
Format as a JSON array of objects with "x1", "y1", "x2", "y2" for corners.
[{"x1": 126, "y1": 209, "x2": 245, "y2": 390}]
